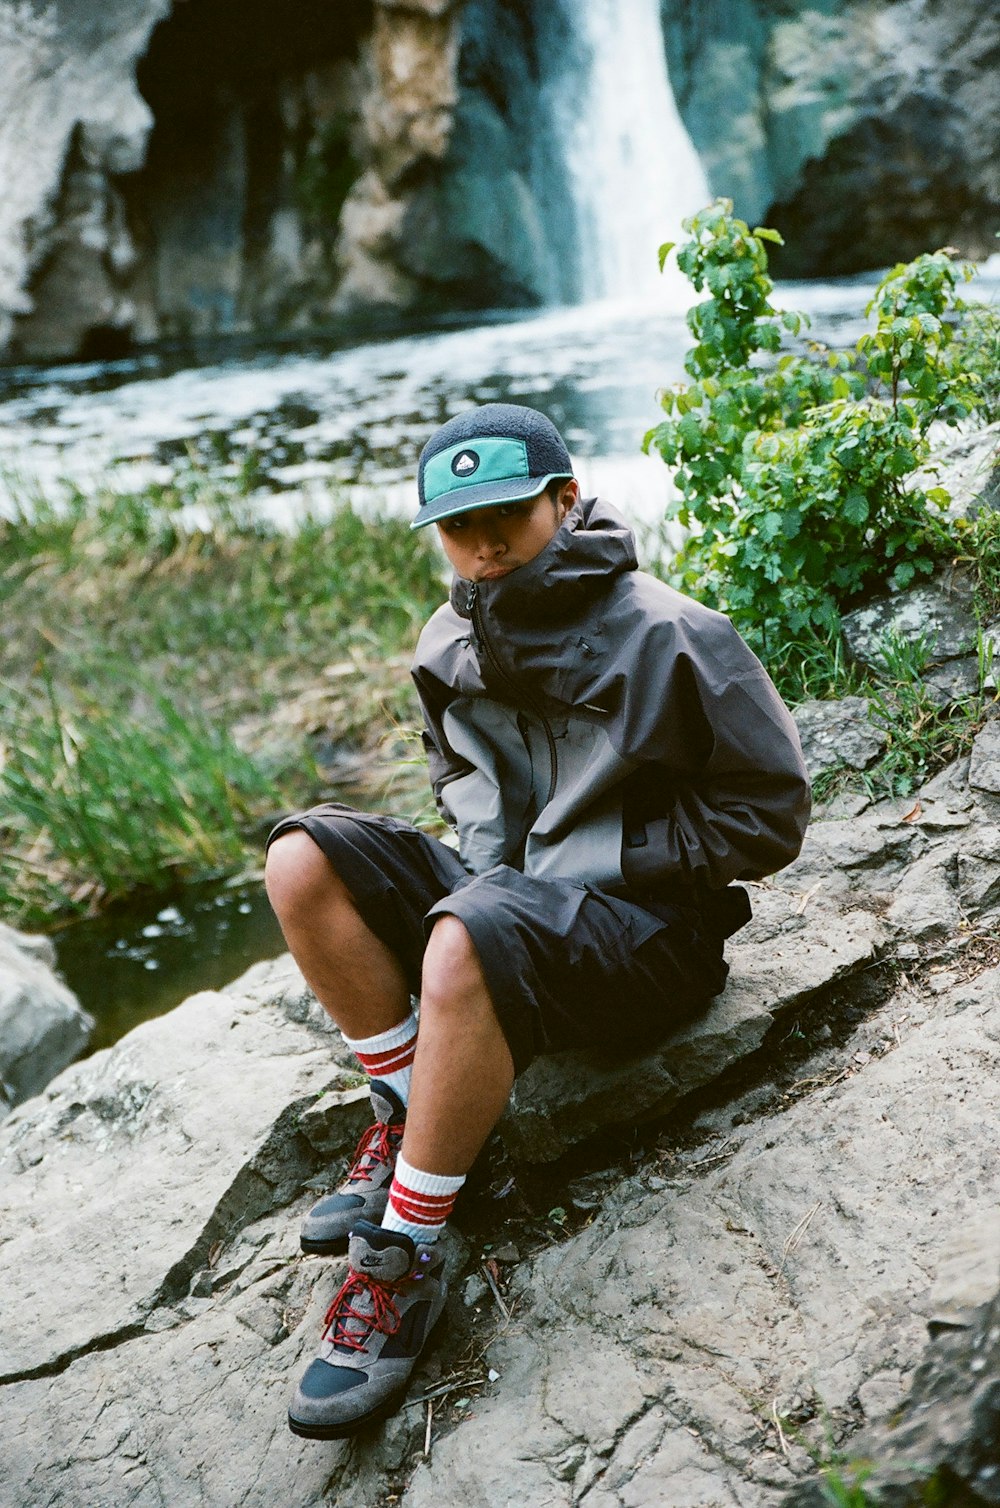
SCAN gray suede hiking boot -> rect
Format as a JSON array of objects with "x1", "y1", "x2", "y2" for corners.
[
  {"x1": 300, "y1": 1082, "x2": 405, "y2": 1256},
  {"x1": 288, "y1": 1220, "x2": 447, "y2": 1438}
]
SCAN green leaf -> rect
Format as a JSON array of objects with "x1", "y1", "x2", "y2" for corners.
[
  {"x1": 843, "y1": 490, "x2": 869, "y2": 526},
  {"x1": 658, "y1": 241, "x2": 676, "y2": 272}
]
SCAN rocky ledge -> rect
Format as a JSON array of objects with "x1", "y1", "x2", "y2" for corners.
[
  {"x1": 0, "y1": 920, "x2": 92, "y2": 1116},
  {"x1": 2, "y1": 707, "x2": 999, "y2": 1504}
]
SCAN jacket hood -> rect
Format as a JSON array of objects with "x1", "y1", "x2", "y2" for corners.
[{"x1": 449, "y1": 495, "x2": 637, "y2": 624}]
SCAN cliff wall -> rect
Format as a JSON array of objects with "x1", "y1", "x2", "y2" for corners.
[
  {"x1": 0, "y1": 0, "x2": 996, "y2": 361},
  {"x1": 662, "y1": 0, "x2": 1000, "y2": 276}
]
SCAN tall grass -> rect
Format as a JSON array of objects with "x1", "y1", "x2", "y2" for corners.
[
  {"x1": 0, "y1": 468, "x2": 446, "y2": 927},
  {"x1": 0, "y1": 674, "x2": 280, "y2": 921}
]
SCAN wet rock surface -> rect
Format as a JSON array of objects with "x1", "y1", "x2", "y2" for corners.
[
  {"x1": 2, "y1": 741, "x2": 1000, "y2": 1504},
  {"x1": 0, "y1": 921, "x2": 93, "y2": 1116},
  {"x1": 3, "y1": 0, "x2": 999, "y2": 356},
  {"x1": 664, "y1": 1, "x2": 1000, "y2": 276}
]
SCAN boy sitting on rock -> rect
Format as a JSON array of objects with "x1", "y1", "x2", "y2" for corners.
[{"x1": 264, "y1": 402, "x2": 810, "y2": 1439}]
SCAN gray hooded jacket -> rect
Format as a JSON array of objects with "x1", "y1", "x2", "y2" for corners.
[{"x1": 412, "y1": 497, "x2": 811, "y2": 904}]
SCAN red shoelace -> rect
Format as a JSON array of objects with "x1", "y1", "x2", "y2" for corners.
[
  {"x1": 344, "y1": 1119, "x2": 404, "y2": 1186},
  {"x1": 323, "y1": 1270, "x2": 403, "y2": 1352}
]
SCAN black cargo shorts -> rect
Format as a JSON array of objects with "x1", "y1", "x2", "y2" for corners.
[{"x1": 266, "y1": 803, "x2": 732, "y2": 1077}]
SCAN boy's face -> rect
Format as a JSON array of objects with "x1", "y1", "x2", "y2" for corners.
[{"x1": 436, "y1": 480, "x2": 578, "y2": 583}]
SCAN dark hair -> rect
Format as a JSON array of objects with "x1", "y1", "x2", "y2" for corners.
[{"x1": 544, "y1": 477, "x2": 576, "y2": 505}]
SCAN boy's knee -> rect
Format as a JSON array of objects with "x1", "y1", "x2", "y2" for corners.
[
  {"x1": 421, "y1": 916, "x2": 485, "y2": 1008},
  {"x1": 264, "y1": 829, "x2": 346, "y2": 921}
]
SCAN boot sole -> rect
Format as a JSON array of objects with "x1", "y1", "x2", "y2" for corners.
[
  {"x1": 288, "y1": 1384, "x2": 407, "y2": 1439},
  {"x1": 300, "y1": 1233, "x2": 349, "y2": 1257},
  {"x1": 287, "y1": 1311, "x2": 446, "y2": 1439}
]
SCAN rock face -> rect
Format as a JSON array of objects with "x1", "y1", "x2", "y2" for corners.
[
  {"x1": 2, "y1": 0, "x2": 998, "y2": 358},
  {"x1": 662, "y1": 0, "x2": 1000, "y2": 276},
  {"x1": 0, "y1": 1, "x2": 437, "y2": 359},
  {"x1": 0, "y1": 921, "x2": 93, "y2": 1115},
  {"x1": 0, "y1": 0, "x2": 550, "y2": 359},
  {"x1": 3, "y1": 731, "x2": 1000, "y2": 1503},
  {"x1": 782, "y1": 1219, "x2": 1000, "y2": 1506}
]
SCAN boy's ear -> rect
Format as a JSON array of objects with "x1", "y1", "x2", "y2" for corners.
[{"x1": 556, "y1": 478, "x2": 579, "y2": 516}]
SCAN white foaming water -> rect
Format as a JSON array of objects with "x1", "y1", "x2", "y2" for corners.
[{"x1": 549, "y1": 0, "x2": 709, "y2": 303}]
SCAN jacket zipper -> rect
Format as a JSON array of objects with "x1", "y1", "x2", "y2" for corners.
[{"x1": 468, "y1": 582, "x2": 558, "y2": 806}]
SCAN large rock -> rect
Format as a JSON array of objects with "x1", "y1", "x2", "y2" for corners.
[
  {"x1": 0, "y1": 921, "x2": 92, "y2": 1115},
  {"x1": 0, "y1": 969, "x2": 367, "y2": 1382},
  {"x1": 0, "y1": 0, "x2": 168, "y2": 357},
  {"x1": 841, "y1": 571, "x2": 982, "y2": 669},
  {"x1": 663, "y1": 0, "x2": 1000, "y2": 275},
  {"x1": 401, "y1": 963, "x2": 1000, "y2": 1506},
  {"x1": 4, "y1": 748, "x2": 1000, "y2": 1503},
  {"x1": 0, "y1": 0, "x2": 459, "y2": 358},
  {"x1": 791, "y1": 695, "x2": 885, "y2": 780},
  {"x1": 502, "y1": 888, "x2": 884, "y2": 1161}
]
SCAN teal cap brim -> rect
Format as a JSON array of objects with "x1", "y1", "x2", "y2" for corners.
[{"x1": 411, "y1": 473, "x2": 572, "y2": 529}]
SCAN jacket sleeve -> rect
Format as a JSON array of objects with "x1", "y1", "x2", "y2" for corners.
[
  {"x1": 411, "y1": 663, "x2": 474, "y2": 826},
  {"x1": 620, "y1": 614, "x2": 811, "y2": 893}
]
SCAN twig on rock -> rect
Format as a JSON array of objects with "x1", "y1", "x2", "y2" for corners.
[
  {"x1": 794, "y1": 880, "x2": 825, "y2": 915},
  {"x1": 406, "y1": 1374, "x2": 482, "y2": 1408},
  {"x1": 481, "y1": 1261, "x2": 510, "y2": 1319},
  {"x1": 424, "y1": 1398, "x2": 433, "y2": 1459},
  {"x1": 771, "y1": 1398, "x2": 791, "y2": 1458},
  {"x1": 779, "y1": 1201, "x2": 822, "y2": 1273}
]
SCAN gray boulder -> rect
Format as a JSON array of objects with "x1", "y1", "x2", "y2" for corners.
[
  {"x1": 663, "y1": 0, "x2": 1000, "y2": 276},
  {"x1": 792, "y1": 695, "x2": 885, "y2": 780},
  {"x1": 402, "y1": 962, "x2": 1000, "y2": 1506},
  {"x1": 0, "y1": 921, "x2": 92, "y2": 1114},
  {"x1": 841, "y1": 571, "x2": 982, "y2": 669},
  {"x1": 0, "y1": 972, "x2": 367, "y2": 1382},
  {"x1": 5, "y1": 744, "x2": 1000, "y2": 1503},
  {"x1": 502, "y1": 888, "x2": 883, "y2": 1161}
]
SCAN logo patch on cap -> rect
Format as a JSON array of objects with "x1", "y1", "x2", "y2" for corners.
[{"x1": 451, "y1": 449, "x2": 480, "y2": 477}]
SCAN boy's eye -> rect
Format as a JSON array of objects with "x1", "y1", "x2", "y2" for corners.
[{"x1": 497, "y1": 503, "x2": 525, "y2": 518}]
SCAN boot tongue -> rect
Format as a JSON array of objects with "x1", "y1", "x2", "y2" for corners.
[
  {"x1": 348, "y1": 1222, "x2": 415, "y2": 1284},
  {"x1": 324, "y1": 1225, "x2": 416, "y2": 1358},
  {"x1": 369, "y1": 1079, "x2": 407, "y2": 1126}
]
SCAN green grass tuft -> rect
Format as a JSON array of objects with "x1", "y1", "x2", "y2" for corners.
[{"x1": 0, "y1": 466, "x2": 446, "y2": 927}]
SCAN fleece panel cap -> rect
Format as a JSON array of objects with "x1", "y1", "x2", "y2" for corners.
[{"x1": 412, "y1": 403, "x2": 574, "y2": 529}]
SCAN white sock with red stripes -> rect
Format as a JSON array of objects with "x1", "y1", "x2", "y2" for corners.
[
  {"x1": 381, "y1": 1153, "x2": 465, "y2": 1244},
  {"x1": 342, "y1": 1011, "x2": 418, "y2": 1108}
]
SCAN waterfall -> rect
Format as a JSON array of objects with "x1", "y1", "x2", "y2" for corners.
[{"x1": 538, "y1": 0, "x2": 710, "y2": 305}]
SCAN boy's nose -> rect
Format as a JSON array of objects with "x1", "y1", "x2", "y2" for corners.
[{"x1": 473, "y1": 524, "x2": 506, "y2": 555}]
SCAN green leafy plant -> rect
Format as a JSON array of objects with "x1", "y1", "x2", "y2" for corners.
[
  {"x1": 645, "y1": 200, "x2": 982, "y2": 658},
  {"x1": 948, "y1": 300, "x2": 1000, "y2": 422}
]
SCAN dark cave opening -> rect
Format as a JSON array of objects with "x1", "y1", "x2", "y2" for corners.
[{"x1": 118, "y1": 0, "x2": 374, "y2": 344}]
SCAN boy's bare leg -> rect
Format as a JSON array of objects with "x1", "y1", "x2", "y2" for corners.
[
  {"x1": 264, "y1": 830, "x2": 410, "y2": 1037},
  {"x1": 266, "y1": 835, "x2": 515, "y2": 1174},
  {"x1": 404, "y1": 915, "x2": 516, "y2": 1175}
]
